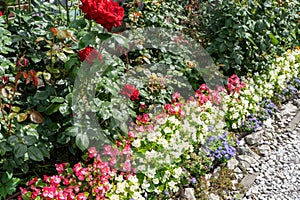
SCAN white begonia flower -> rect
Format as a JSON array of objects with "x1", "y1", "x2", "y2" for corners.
[
  {"x1": 232, "y1": 123, "x2": 237, "y2": 129},
  {"x1": 153, "y1": 178, "x2": 159, "y2": 185},
  {"x1": 130, "y1": 185, "x2": 139, "y2": 192},
  {"x1": 164, "y1": 127, "x2": 172, "y2": 134},
  {"x1": 115, "y1": 175, "x2": 123, "y2": 182},
  {"x1": 142, "y1": 181, "x2": 150, "y2": 190},
  {"x1": 154, "y1": 188, "x2": 161, "y2": 194},
  {"x1": 168, "y1": 180, "x2": 176, "y2": 188},
  {"x1": 232, "y1": 112, "x2": 239, "y2": 119},
  {"x1": 132, "y1": 139, "x2": 141, "y2": 148},
  {"x1": 253, "y1": 95, "x2": 260, "y2": 102},
  {"x1": 110, "y1": 195, "x2": 120, "y2": 200},
  {"x1": 168, "y1": 115, "x2": 180, "y2": 125},
  {"x1": 128, "y1": 175, "x2": 139, "y2": 184},
  {"x1": 146, "y1": 169, "x2": 156, "y2": 179},
  {"x1": 132, "y1": 193, "x2": 145, "y2": 200},
  {"x1": 147, "y1": 132, "x2": 158, "y2": 142},
  {"x1": 157, "y1": 138, "x2": 168, "y2": 148},
  {"x1": 116, "y1": 182, "x2": 126, "y2": 194},
  {"x1": 173, "y1": 167, "x2": 183, "y2": 178}
]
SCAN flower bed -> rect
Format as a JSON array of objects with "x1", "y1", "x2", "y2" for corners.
[
  {"x1": 19, "y1": 49, "x2": 300, "y2": 199},
  {"x1": 0, "y1": 0, "x2": 299, "y2": 199}
]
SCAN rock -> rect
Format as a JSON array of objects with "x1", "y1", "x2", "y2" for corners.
[
  {"x1": 237, "y1": 155, "x2": 257, "y2": 166},
  {"x1": 242, "y1": 146, "x2": 260, "y2": 161},
  {"x1": 245, "y1": 131, "x2": 263, "y2": 146},
  {"x1": 257, "y1": 144, "x2": 271, "y2": 156},
  {"x1": 281, "y1": 102, "x2": 297, "y2": 116},
  {"x1": 227, "y1": 158, "x2": 239, "y2": 170},
  {"x1": 238, "y1": 160, "x2": 251, "y2": 171},
  {"x1": 212, "y1": 166, "x2": 221, "y2": 178},
  {"x1": 239, "y1": 174, "x2": 258, "y2": 189},
  {"x1": 184, "y1": 188, "x2": 196, "y2": 200},
  {"x1": 209, "y1": 193, "x2": 220, "y2": 200}
]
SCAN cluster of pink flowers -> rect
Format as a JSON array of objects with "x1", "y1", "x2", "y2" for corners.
[
  {"x1": 227, "y1": 74, "x2": 245, "y2": 94},
  {"x1": 19, "y1": 147, "x2": 123, "y2": 200},
  {"x1": 136, "y1": 113, "x2": 150, "y2": 124},
  {"x1": 162, "y1": 93, "x2": 185, "y2": 117},
  {"x1": 195, "y1": 84, "x2": 224, "y2": 106}
]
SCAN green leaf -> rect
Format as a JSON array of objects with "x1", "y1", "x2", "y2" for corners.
[
  {"x1": 45, "y1": 103, "x2": 60, "y2": 115},
  {"x1": 51, "y1": 97, "x2": 65, "y2": 103},
  {"x1": 70, "y1": 19, "x2": 87, "y2": 29},
  {"x1": 112, "y1": 34, "x2": 129, "y2": 49},
  {"x1": 65, "y1": 57, "x2": 78, "y2": 71},
  {"x1": 97, "y1": 33, "x2": 112, "y2": 41},
  {"x1": 268, "y1": 33, "x2": 279, "y2": 45},
  {"x1": 34, "y1": 90, "x2": 49, "y2": 100},
  {"x1": 16, "y1": 113, "x2": 28, "y2": 122},
  {"x1": 59, "y1": 103, "x2": 70, "y2": 116},
  {"x1": 7, "y1": 136, "x2": 18, "y2": 145},
  {"x1": 24, "y1": 135, "x2": 37, "y2": 146},
  {"x1": 38, "y1": 146, "x2": 50, "y2": 159},
  {"x1": 57, "y1": 52, "x2": 68, "y2": 62},
  {"x1": 27, "y1": 146, "x2": 44, "y2": 161},
  {"x1": 0, "y1": 142, "x2": 12, "y2": 152},
  {"x1": 13, "y1": 143, "x2": 27, "y2": 158},
  {"x1": 76, "y1": 134, "x2": 89, "y2": 151},
  {"x1": 57, "y1": 133, "x2": 70, "y2": 144},
  {"x1": 79, "y1": 32, "x2": 97, "y2": 49},
  {"x1": 11, "y1": 106, "x2": 20, "y2": 113}
]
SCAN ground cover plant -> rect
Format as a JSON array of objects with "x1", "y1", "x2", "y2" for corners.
[{"x1": 0, "y1": 0, "x2": 299, "y2": 199}]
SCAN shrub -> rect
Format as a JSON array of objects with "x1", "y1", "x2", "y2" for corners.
[{"x1": 184, "y1": 0, "x2": 299, "y2": 75}]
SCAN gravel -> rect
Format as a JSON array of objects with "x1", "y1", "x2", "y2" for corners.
[{"x1": 240, "y1": 95, "x2": 300, "y2": 200}]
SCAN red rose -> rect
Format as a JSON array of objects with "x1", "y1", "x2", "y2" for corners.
[
  {"x1": 80, "y1": 0, "x2": 124, "y2": 32},
  {"x1": 120, "y1": 84, "x2": 139, "y2": 101},
  {"x1": 78, "y1": 46, "x2": 102, "y2": 64},
  {"x1": 0, "y1": 11, "x2": 2, "y2": 17}
]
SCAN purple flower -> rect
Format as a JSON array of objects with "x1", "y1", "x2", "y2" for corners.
[
  {"x1": 190, "y1": 177, "x2": 196, "y2": 184},
  {"x1": 165, "y1": 190, "x2": 170, "y2": 195}
]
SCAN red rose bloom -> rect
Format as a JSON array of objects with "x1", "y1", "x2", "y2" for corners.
[
  {"x1": 0, "y1": 11, "x2": 2, "y2": 17},
  {"x1": 80, "y1": 0, "x2": 124, "y2": 32},
  {"x1": 120, "y1": 84, "x2": 139, "y2": 101},
  {"x1": 78, "y1": 46, "x2": 102, "y2": 64}
]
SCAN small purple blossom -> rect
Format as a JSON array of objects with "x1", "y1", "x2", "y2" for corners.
[
  {"x1": 165, "y1": 190, "x2": 170, "y2": 196},
  {"x1": 190, "y1": 177, "x2": 196, "y2": 184}
]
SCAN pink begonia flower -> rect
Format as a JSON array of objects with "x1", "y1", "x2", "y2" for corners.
[
  {"x1": 122, "y1": 143, "x2": 132, "y2": 154},
  {"x1": 136, "y1": 113, "x2": 150, "y2": 124},
  {"x1": 103, "y1": 145, "x2": 113, "y2": 156},
  {"x1": 172, "y1": 92, "x2": 181, "y2": 103},
  {"x1": 51, "y1": 175, "x2": 62, "y2": 185},
  {"x1": 57, "y1": 189, "x2": 68, "y2": 200},
  {"x1": 63, "y1": 178, "x2": 70, "y2": 186},
  {"x1": 76, "y1": 192, "x2": 87, "y2": 200},
  {"x1": 88, "y1": 147, "x2": 98, "y2": 158},
  {"x1": 55, "y1": 163, "x2": 66, "y2": 174},
  {"x1": 123, "y1": 160, "x2": 131, "y2": 172},
  {"x1": 28, "y1": 177, "x2": 38, "y2": 186},
  {"x1": 199, "y1": 83, "x2": 209, "y2": 91},
  {"x1": 73, "y1": 163, "x2": 82, "y2": 174},
  {"x1": 128, "y1": 130, "x2": 136, "y2": 138},
  {"x1": 137, "y1": 125, "x2": 144, "y2": 132},
  {"x1": 42, "y1": 186, "x2": 56, "y2": 198}
]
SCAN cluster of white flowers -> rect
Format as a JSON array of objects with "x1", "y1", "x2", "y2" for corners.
[
  {"x1": 224, "y1": 49, "x2": 300, "y2": 130},
  {"x1": 107, "y1": 174, "x2": 145, "y2": 200}
]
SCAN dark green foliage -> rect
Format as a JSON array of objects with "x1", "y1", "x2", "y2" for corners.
[{"x1": 184, "y1": 0, "x2": 299, "y2": 76}]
